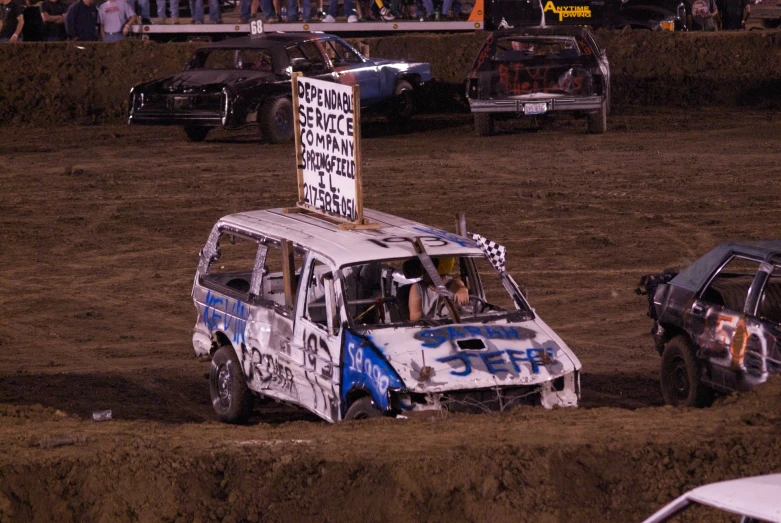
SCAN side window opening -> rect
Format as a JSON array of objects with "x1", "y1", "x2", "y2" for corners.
[
  {"x1": 701, "y1": 256, "x2": 762, "y2": 313},
  {"x1": 203, "y1": 231, "x2": 260, "y2": 296},
  {"x1": 327, "y1": 40, "x2": 362, "y2": 65},
  {"x1": 258, "y1": 240, "x2": 307, "y2": 312},
  {"x1": 285, "y1": 44, "x2": 305, "y2": 61},
  {"x1": 299, "y1": 41, "x2": 328, "y2": 69},
  {"x1": 304, "y1": 259, "x2": 340, "y2": 334},
  {"x1": 758, "y1": 266, "x2": 781, "y2": 325}
]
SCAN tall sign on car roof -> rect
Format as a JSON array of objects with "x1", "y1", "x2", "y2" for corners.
[{"x1": 291, "y1": 73, "x2": 374, "y2": 229}]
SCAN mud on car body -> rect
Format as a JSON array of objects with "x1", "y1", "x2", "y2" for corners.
[
  {"x1": 466, "y1": 26, "x2": 610, "y2": 136},
  {"x1": 192, "y1": 208, "x2": 581, "y2": 423},
  {"x1": 127, "y1": 33, "x2": 431, "y2": 144},
  {"x1": 640, "y1": 242, "x2": 781, "y2": 407}
]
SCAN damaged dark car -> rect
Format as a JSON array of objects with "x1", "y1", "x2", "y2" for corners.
[
  {"x1": 465, "y1": 26, "x2": 610, "y2": 137},
  {"x1": 639, "y1": 242, "x2": 781, "y2": 407},
  {"x1": 127, "y1": 33, "x2": 431, "y2": 143}
]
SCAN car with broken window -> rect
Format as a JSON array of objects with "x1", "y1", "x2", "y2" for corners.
[
  {"x1": 639, "y1": 242, "x2": 781, "y2": 408},
  {"x1": 192, "y1": 208, "x2": 582, "y2": 423},
  {"x1": 466, "y1": 26, "x2": 610, "y2": 136},
  {"x1": 127, "y1": 33, "x2": 430, "y2": 143}
]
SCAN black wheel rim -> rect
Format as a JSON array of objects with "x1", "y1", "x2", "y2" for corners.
[
  {"x1": 216, "y1": 362, "x2": 233, "y2": 408},
  {"x1": 397, "y1": 89, "x2": 413, "y2": 117},
  {"x1": 671, "y1": 356, "x2": 690, "y2": 400},
  {"x1": 275, "y1": 107, "x2": 291, "y2": 135}
]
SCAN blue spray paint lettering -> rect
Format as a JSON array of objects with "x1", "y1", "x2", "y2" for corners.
[
  {"x1": 202, "y1": 290, "x2": 249, "y2": 345},
  {"x1": 415, "y1": 325, "x2": 531, "y2": 348},
  {"x1": 411, "y1": 226, "x2": 478, "y2": 248},
  {"x1": 341, "y1": 331, "x2": 403, "y2": 411},
  {"x1": 437, "y1": 347, "x2": 555, "y2": 376}
]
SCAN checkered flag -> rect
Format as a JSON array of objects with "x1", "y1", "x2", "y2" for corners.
[{"x1": 470, "y1": 233, "x2": 507, "y2": 273}]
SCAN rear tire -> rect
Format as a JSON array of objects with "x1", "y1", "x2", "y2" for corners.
[
  {"x1": 386, "y1": 79, "x2": 415, "y2": 123},
  {"x1": 184, "y1": 126, "x2": 210, "y2": 142},
  {"x1": 260, "y1": 97, "x2": 294, "y2": 144},
  {"x1": 474, "y1": 112, "x2": 494, "y2": 136},
  {"x1": 587, "y1": 101, "x2": 607, "y2": 134},
  {"x1": 660, "y1": 335, "x2": 713, "y2": 408},
  {"x1": 209, "y1": 345, "x2": 254, "y2": 423},
  {"x1": 344, "y1": 397, "x2": 382, "y2": 420}
]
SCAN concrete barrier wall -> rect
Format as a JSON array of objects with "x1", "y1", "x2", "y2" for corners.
[{"x1": 1, "y1": 30, "x2": 780, "y2": 126}]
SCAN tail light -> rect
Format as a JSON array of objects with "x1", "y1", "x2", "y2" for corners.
[{"x1": 466, "y1": 78, "x2": 479, "y2": 98}]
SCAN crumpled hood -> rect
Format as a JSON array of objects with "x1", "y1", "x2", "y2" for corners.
[
  {"x1": 154, "y1": 70, "x2": 275, "y2": 93},
  {"x1": 364, "y1": 316, "x2": 581, "y2": 393}
]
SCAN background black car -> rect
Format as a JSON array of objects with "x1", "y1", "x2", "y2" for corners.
[
  {"x1": 128, "y1": 33, "x2": 431, "y2": 143},
  {"x1": 640, "y1": 242, "x2": 781, "y2": 407},
  {"x1": 466, "y1": 26, "x2": 610, "y2": 136}
]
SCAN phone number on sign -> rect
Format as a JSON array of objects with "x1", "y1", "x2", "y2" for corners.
[{"x1": 304, "y1": 183, "x2": 355, "y2": 220}]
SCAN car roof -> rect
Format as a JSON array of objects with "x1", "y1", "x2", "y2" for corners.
[
  {"x1": 204, "y1": 32, "x2": 332, "y2": 50},
  {"x1": 217, "y1": 208, "x2": 484, "y2": 268},
  {"x1": 642, "y1": 474, "x2": 781, "y2": 523},
  {"x1": 671, "y1": 241, "x2": 781, "y2": 292},
  {"x1": 491, "y1": 26, "x2": 594, "y2": 39}
]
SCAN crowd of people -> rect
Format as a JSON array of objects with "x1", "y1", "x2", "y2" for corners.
[
  {"x1": 0, "y1": 0, "x2": 470, "y2": 40},
  {"x1": 689, "y1": 0, "x2": 751, "y2": 30},
  {"x1": 243, "y1": 0, "x2": 469, "y2": 23},
  {"x1": 0, "y1": 0, "x2": 141, "y2": 41},
  {"x1": 0, "y1": 0, "x2": 756, "y2": 42}
]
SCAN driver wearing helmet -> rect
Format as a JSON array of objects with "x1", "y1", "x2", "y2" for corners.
[{"x1": 409, "y1": 257, "x2": 469, "y2": 321}]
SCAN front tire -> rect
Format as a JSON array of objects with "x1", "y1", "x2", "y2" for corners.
[
  {"x1": 386, "y1": 79, "x2": 415, "y2": 123},
  {"x1": 660, "y1": 335, "x2": 713, "y2": 408},
  {"x1": 344, "y1": 397, "x2": 382, "y2": 420},
  {"x1": 209, "y1": 345, "x2": 254, "y2": 423},
  {"x1": 260, "y1": 97, "x2": 294, "y2": 144},
  {"x1": 184, "y1": 126, "x2": 210, "y2": 142},
  {"x1": 474, "y1": 112, "x2": 494, "y2": 136},
  {"x1": 587, "y1": 101, "x2": 607, "y2": 134}
]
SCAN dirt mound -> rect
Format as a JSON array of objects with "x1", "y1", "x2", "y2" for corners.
[
  {"x1": 2, "y1": 31, "x2": 781, "y2": 126},
  {"x1": 2, "y1": 382, "x2": 780, "y2": 522}
]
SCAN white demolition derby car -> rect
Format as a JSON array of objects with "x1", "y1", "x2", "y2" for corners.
[{"x1": 191, "y1": 208, "x2": 581, "y2": 422}]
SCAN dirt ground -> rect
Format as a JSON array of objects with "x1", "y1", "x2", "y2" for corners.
[{"x1": 1, "y1": 107, "x2": 781, "y2": 522}]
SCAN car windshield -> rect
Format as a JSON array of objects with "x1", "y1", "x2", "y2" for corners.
[
  {"x1": 492, "y1": 37, "x2": 581, "y2": 61},
  {"x1": 340, "y1": 254, "x2": 530, "y2": 329},
  {"x1": 189, "y1": 48, "x2": 274, "y2": 71}
]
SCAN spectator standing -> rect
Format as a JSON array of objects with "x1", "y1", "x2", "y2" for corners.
[
  {"x1": 287, "y1": 0, "x2": 310, "y2": 22},
  {"x1": 321, "y1": 0, "x2": 357, "y2": 22},
  {"x1": 22, "y1": 0, "x2": 44, "y2": 40},
  {"x1": 691, "y1": 0, "x2": 718, "y2": 29},
  {"x1": 241, "y1": 0, "x2": 279, "y2": 23},
  {"x1": 721, "y1": 0, "x2": 749, "y2": 28},
  {"x1": 132, "y1": 0, "x2": 151, "y2": 24},
  {"x1": 65, "y1": 0, "x2": 98, "y2": 40},
  {"x1": 0, "y1": 0, "x2": 25, "y2": 42},
  {"x1": 40, "y1": 0, "x2": 68, "y2": 40},
  {"x1": 156, "y1": 0, "x2": 178, "y2": 23},
  {"x1": 98, "y1": 0, "x2": 135, "y2": 41},
  {"x1": 190, "y1": 0, "x2": 221, "y2": 23}
]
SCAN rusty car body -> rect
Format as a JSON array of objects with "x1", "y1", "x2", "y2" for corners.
[
  {"x1": 640, "y1": 242, "x2": 781, "y2": 407},
  {"x1": 465, "y1": 26, "x2": 610, "y2": 136}
]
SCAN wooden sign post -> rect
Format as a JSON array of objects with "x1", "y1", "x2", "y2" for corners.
[{"x1": 290, "y1": 73, "x2": 377, "y2": 230}]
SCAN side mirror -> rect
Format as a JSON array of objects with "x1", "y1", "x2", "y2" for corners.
[{"x1": 290, "y1": 57, "x2": 313, "y2": 72}]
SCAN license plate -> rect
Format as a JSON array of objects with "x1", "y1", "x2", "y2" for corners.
[{"x1": 523, "y1": 102, "x2": 547, "y2": 115}]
